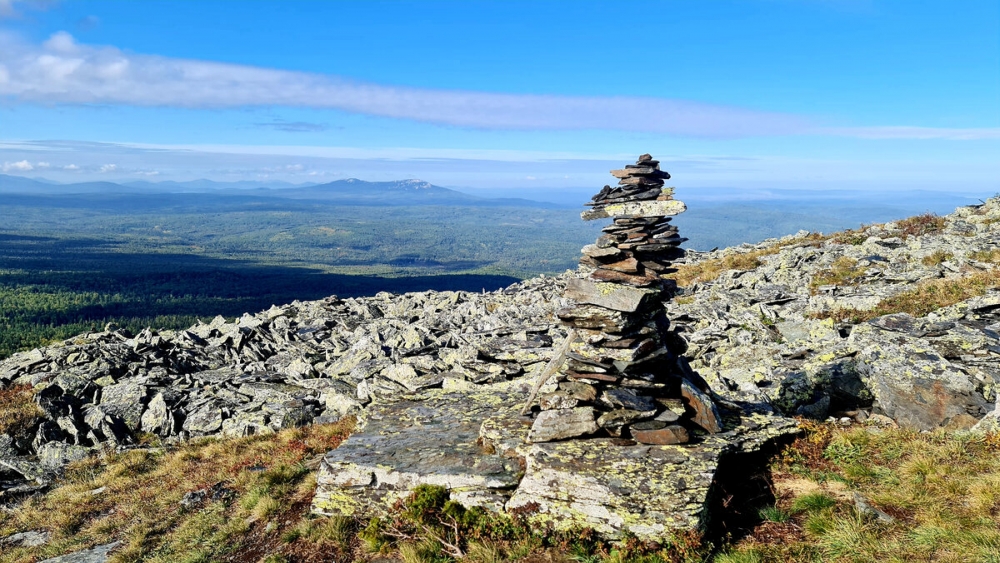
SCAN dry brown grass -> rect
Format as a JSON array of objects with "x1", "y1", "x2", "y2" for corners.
[
  {"x1": 809, "y1": 257, "x2": 867, "y2": 293},
  {"x1": 895, "y1": 213, "x2": 947, "y2": 238},
  {"x1": 666, "y1": 248, "x2": 775, "y2": 287},
  {"x1": 826, "y1": 214, "x2": 945, "y2": 247},
  {"x1": 970, "y1": 249, "x2": 1000, "y2": 264},
  {"x1": 921, "y1": 250, "x2": 953, "y2": 267},
  {"x1": 829, "y1": 228, "x2": 870, "y2": 246},
  {"x1": 0, "y1": 384, "x2": 43, "y2": 437},
  {"x1": 812, "y1": 269, "x2": 1000, "y2": 323},
  {"x1": 666, "y1": 233, "x2": 835, "y2": 288},
  {"x1": 0, "y1": 419, "x2": 355, "y2": 563}
]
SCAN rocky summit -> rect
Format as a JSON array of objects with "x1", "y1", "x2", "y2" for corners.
[{"x1": 3, "y1": 156, "x2": 1000, "y2": 544}]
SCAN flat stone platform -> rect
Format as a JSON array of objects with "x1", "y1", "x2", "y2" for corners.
[{"x1": 312, "y1": 378, "x2": 796, "y2": 540}]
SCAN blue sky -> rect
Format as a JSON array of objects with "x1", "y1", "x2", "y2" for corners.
[{"x1": 0, "y1": 0, "x2": 997, "y2": 192}]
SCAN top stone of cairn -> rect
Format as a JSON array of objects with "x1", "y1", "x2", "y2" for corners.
[{"x1": 582, "y1": 154, "x2": 685, "y2": 221}]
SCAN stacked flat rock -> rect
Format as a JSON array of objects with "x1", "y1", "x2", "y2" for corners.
[{"x1": 528, "y1": 154, "x2": 724, "y2": 445}]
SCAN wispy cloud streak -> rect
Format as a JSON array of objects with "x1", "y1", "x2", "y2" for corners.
[
  {"x1": 1, "y1": 33, "x2": 996, "y2": 140},
  {"x1": 0, "y1": 32, "x2": 808, "y2": 138}
]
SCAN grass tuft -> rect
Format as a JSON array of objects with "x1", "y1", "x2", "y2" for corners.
[
  {"x1": 812, "y1": 269, "x2": 1000, "y2": 323},
  {"x1": 809, "y1": 257, "x2": 866, "y2": 292},
  {"x1": 0, "y1": 384, "x2": 43, "y2": 437},
  {"x1": 970, "y1": 248, "x2": 1000, "y2": 263},
  {"x1": 0, "y1": 419, "x2": 354, "y2": 563},
  {"x1": 728, "y1": 423, "x2": 1000, "y2": 562},
  {"x1": 790, "y1": 493, "x2": 838, "y2": 514},
  {"x1": 666, "y1": 248, "x2": 774, "y2": 287},
  {"x1": 895, "y1": 213, "x2": 946, "y2": 238},
  {"x1": 758, "y1": 505, "x2": 791, "y2": 524},
  {"x1": 921, "y1": 250, "x2": 953, "y2": 266}
]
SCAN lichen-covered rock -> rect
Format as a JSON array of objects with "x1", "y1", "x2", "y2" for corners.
[
  {"x1": 38, "y1": 541, "x2": 120, "y2": 563},
  {"x1": 527, "y1": 407, "x2": 599, "y2": 443},
  {"x1": 669, "y1": 197, "x2": 1000, "y2": 432},
  {"x1": 0, "y1": 275, "x2": 569, "y2": 495},
  {"x1": 581, "y1": 199, "x2": 687, "y2": 221},
  {"x1": 98, "y1": 381, "x2": 146, "y2": 430},
  {"x1": 312, "y1": 384, "x2": 530, "y2": 516},
  {"x1": 850, "y1": 323, "x2": 988, "y2": 430},
  {"x1": 630, "y1": 421, "x2": 689, "y2": 445},
  {"x1": 680, "y1": 380, "x2": 723, "y2": 433},
  {"x1": 506, "y1": 438, "x2": 716, "y2": 539},
  {"x1": 140, "y1": 392, "x2": 173, "y2": 436}
]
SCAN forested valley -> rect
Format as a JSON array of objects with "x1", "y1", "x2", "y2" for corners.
[
  {"x1": 0, "y1": 191, "x2": 600, "y2": 358},
  {"x1": 1, "y1": 182, "x2": 976, "y2": 360}
]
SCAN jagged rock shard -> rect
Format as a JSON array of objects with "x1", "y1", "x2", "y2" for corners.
[
  {"x1": 630, "y1": 421, "x2": 690, "y2": 445},
  {"x1": 680, "y1": 380, "x2": 724, "y2": 433},
  {"x1": 581, "y1": 199, "x2": 686, "y2": 221},
  {"x1": 564, "y1": 278, "x2": 656, "y2": 313}
]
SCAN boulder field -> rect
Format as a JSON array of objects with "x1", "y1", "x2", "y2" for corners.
[{"x1": 3, "y1": 184, "x2": 1000, "y2": 542}]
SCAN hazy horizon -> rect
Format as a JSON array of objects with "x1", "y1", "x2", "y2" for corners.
[{"x1": 1, "y1": 1, "x2": 998, "y2": 194}]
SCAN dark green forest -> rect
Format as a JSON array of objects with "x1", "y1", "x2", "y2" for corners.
[{"x1": 0, "y1": 193, "x2": 601, "y2": 359}]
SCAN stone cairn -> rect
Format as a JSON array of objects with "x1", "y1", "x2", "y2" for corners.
[{"x1": 526, "y1": 154, "x2": 724, "y2": 445}]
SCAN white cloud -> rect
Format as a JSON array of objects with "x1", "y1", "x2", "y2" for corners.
[
  {"x1": 99, "y1": 163, "x2": 117, "y2": 172},
  {"x1": 2, "y1": 159, "x2": 33, "y2": 171},
  {"x1": 63, "y1": 163, "x2": 79, "y2": 170},
  {"x1": 0, "y1": 32, "x2": 809, "y2": 138},
  {"x1": 2, "y1": 33, "x2": 994, "y2": 140},
  {"x1": 36, "y1": 161, "x2": 50, "y2": 168}
]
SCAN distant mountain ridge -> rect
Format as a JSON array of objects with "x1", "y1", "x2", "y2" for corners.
[{"x1": 0, "y1": 174, "x2": 556, "y2": 208}]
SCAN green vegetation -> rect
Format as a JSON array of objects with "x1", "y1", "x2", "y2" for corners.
[
  {"x1": 666, "y1": 249, "x2": 773, "y2": 287},
  {"x1": 895, "y1": 213, "x2": 947, "y2": 238},
  {"x1": 720, "y1": 423, "x2": 1000, "y2": 562},
  {"x1": 0, "y1": 420, "x2": 355, "y2": 563},
  {"x1": 0, "y1": 414, "x2": 707, "y2": 563},
  {"x1": 665, "y1": 234, "x2": 827, "y2": 288},
  {"x1": 0, "y1": 194, "x2": 601, "y2": 359},
  {"x1": 970, "y1": 249, "x2": 1000, "y2": 263},
  {"x1": 8, "y1": 399, "x2": 1000, "y2": 562}
]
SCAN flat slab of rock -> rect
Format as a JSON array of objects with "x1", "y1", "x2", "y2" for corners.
[
  {"x1": 312, "y1": 384, "x2": 530, "y2": 515},
  {"x1": 1, "y1": 530, "x2": 50, "y2": 548},
  {"x1": 680, "y1": 380, "x2": 724, "y2": 433},
  {"x1": 581, "y1": 200, "x2": 686, "y2": 221},
  {"x1": 527, "y1": 407, "x2": 598, "y2": 443},
  {"x1": 565, "y1": 278, "x2": 657, "y2": 313},
  {"x1": 630, "y1": 421, "x2": 689, "y2": 445},
  {"x1": 506, "y1": 439, "x2": 720, "y2": 539},
  {"x1": 39, "y1": 542, "x2": 120, "y2": 563}
]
